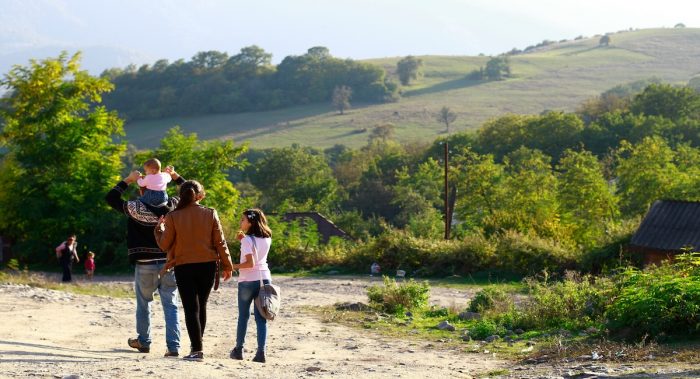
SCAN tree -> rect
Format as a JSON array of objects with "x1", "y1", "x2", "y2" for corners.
[
  {"x1": 0, "y1": 52, "x2": 126, "y2": 262},
  {"x1": 228, "y1": 45, "x2": 272, "y2": 67},
  {"x1": 484, "y1": 56, "x2": 511, "y2": 80},
  {"x1": 136, "y1": 127, "x2": 247, "y2": 229},
  {"x1": 675, "y1": 23, "x2": 686, "y2": 28},
  {"x1": 396, "y1": 56, "x2": 423, "y2": 85},
  {"x1": 306, "y1": 46, "x2": 331, "y2": 60},
  {"x1": 437, "y1": 106, "x2": 457, "y2": 134},
  {"x1": 615, "y1": 137, "x2": 679, "y2": 216},
  {"x1": 526, "y1": 111, "x2": 585, "y2": 162},
  {"x1": 557, "y1": 149, "x2": 619, "y2": 245},
  {"x1": 191, "y1": 50, "x2": 229, "y2": 71},
  {"x1": 369, "y1": 124, "x2": 396, "y2": 143},
  {"x1": 452, "y1": 148, "x2": 506, "y2": 233},
  {"x1": 250, "y1": 146, "x2": 339, "y2": 212},
  {"x1": 392, "y1": 158, "x2": 443, "y2": 228},
  {"x1": 599, "y1": 35, "x2": 611, "y2": 47},
  {"x1": 476, "y1": 114, "x2": 536, "y2": 160},
  {"x1": 500, "y1": 148, "x2": 563, "y2": 239},
  {"x1": 631, "y1": 83, "x2": 700, "y2": 121},
  {"x1": 332, "y1": 85, "x2": 352, "y2": 114}
]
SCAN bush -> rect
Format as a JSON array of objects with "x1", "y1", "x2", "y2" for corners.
[
  {"x1": 347, "y1": 230, "x2": 495, "y2": 276},
  {"x1": 367, "y1": 276, "x2": 430, "y2": 314},
  {"x1": 495, "y1": 230, "x2": 579, "y2": 275},
  {"x1": 514, "y1": 272, "x2": 612, "y2": 331},
  {"x1": 579, "y1": 218, "x2": 640, "y2": 273},
  {"x1": 469, "y1": 319, "x2": 506, "y2": 340},
  {"x1": 468, "y1": 287, "x2": 511, "y2": 313},
  {"x1": 606, "y1": 253, "x2": 700, "y2": 339}
]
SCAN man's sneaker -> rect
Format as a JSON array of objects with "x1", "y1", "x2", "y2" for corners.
[
  {"x1": 164, "y1": 351, "x2": 179, "y2": 358},
  {"x1": 183, "y1": 351, "x2": 204, "y2": 362},
  {"x1": 229, "y1": 346, "x2": 243, "y2": 360},
  {"x1": 127, "y1": 337, "x2": 150, "y2": 353},
  {"x1": 252, "y1": 350, "x2": 266, "y2": 363}
]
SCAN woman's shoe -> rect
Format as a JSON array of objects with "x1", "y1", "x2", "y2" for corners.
[
  {"x1": 230, "y1": 346, "x2": 243, "y2": 360},
  {"x1": 252, "y1": 350, "x2": 266, "y2": 363},
  {"x1": 183, "y1": 351, "x2": 204, "y2": 362}
]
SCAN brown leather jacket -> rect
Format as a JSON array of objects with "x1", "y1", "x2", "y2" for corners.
[{"x1": 154, "y1": 204, "x2": 233, "y2": 271}]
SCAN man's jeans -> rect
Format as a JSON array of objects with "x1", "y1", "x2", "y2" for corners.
[
  {"x1": 135, "y1": 263, "x2": 180, "y2": 352},
  {"x1": 236, "y1": 279, "x2": 269, "y2": 352}
]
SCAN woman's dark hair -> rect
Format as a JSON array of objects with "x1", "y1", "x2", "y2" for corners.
[
  {"x1": 174, "y1": 180, "x2": 205, "y2": 211},
  {"x1": 243, "y1": 208, "x2": 272, "y2": 238}
]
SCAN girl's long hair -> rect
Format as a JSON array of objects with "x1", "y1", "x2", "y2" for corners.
[
  {"x1": 174, "y1": 180, "x2": 205, "y2": 212},
  {"x1": 243, "y1": 208, "x2": 272, "y2": 238}
]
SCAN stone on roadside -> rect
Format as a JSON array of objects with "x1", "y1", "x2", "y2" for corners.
[
  {"x1": 436, "y1": 321, "x2": 455, "y2": 331},
  {"x1": 335, "y1": 302, "x2": 369, "y2": 311},
  {"x1": 457, "y1": 311, "x2": 481, "y2": 321},
  {"x1": 484, "y1": 335, "x2": 500, "y2": 343}
]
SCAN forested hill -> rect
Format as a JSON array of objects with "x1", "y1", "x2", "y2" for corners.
[{"x1": 121, "y1": 27, "x2": 700, "y2": 149}]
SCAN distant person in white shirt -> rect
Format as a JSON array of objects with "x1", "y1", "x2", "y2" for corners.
[{"x1": 137, "y1": 158, "x2": 172, "y2": 206}]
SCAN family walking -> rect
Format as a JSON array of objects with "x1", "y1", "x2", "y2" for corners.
[{"x1": 105, "y1": 159, "x2": 274, "y2": 362}]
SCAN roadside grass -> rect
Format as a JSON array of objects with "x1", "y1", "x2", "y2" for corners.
[
  {"x1": 315, "y1": 302, "x2": 545, "y2": 360},
  {"x1": 123, "y1": 28, "x2": 700, "y2": 150},
  {"x1": 315, "y1": 299, "x2": 700, "y2": 363},
  {"x1": 0, "y1": 270, "x2": 133, "y2": 298}
]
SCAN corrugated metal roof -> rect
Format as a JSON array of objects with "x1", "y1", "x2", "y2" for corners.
[{"x1": 630, "y1": 200, "x2": 700, "y2": 251}]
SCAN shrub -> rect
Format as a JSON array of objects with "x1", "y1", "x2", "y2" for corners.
[
  {"x1": 495, "y1": 230, "x2": 579, "y2": 275},
  {"x1": 469, "y1": 319, "x2": 506, "y2": 340},
  {"x1": 347, "y1": 230, "x2": 495, "y2": 276},
  {"x1": 579, "y1": 218, "x2": 640, "y2": 273},
  {"x1": 514, "y1": 272, "x2": 612, "y2": 331},
  {"x1": 367, "y1": 276, "x2": 430, "y2": 314},
  {"x1": 606, "y1": 253, "x2": 700, "y2": 339},
  {"x1": 468, "y1": 287, "x2": 511, "y2": 313}
]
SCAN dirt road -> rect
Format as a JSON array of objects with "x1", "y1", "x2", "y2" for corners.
[
  {"x1": 1, "y1": 275, "x2": 698, "y2": 378},
  {"x1": 0, "y1": 276, "x2": 505, "y2": 378}
]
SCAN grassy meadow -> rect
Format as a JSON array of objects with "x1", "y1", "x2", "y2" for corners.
[{"x1": 123, "y1": 28, "x2": 700, "y2": 150}]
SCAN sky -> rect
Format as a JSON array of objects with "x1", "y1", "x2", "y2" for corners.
[{"x1": 1, "y1": 0, "x2": 699, "y2": 73}]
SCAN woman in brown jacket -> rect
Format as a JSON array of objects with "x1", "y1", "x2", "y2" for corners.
[{"x1": 154, "y1": 180, "x2": 234, "y2": 361}]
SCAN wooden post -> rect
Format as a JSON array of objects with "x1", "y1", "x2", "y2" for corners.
[{"x1": 444, "y1": 141, "x2": 450, "y2": 240}]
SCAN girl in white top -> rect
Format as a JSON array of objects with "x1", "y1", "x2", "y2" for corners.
[{"x1": 230, "y1": 208, "x2": 273, "y2": 364}]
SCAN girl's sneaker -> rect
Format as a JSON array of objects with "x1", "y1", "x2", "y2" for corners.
[
  {"x1": 183, "y1": 351, "x2": 203, "y2": 362},
  {"x1": 230, "y1": 346, "x2": 243, "y2": 360},
  {"x1": 252, "y1": 350, "x2": 265, "y2": 363}
]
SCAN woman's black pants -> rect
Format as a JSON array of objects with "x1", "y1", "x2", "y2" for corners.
[{"x1": 174, "y1": 261, "x2": 216, "y2": 352}]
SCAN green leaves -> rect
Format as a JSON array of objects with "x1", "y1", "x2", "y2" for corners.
[{"x1": 0, "y1": 52, "x2": 125, "y2": 262}]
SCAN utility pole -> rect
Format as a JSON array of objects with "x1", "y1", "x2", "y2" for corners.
[{"x1": 444, "y1": 141, "x2": 450, "y2": 240}]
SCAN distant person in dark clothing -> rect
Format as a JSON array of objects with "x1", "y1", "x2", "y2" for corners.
[
  {"x1": 55, "y1": 235, "x2": 79, "y2": 282},
  {"x1": 105, "y1": 168, "x2": 184, "y2": 357}
]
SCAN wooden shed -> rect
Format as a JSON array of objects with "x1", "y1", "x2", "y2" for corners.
[{"x1": 628, "y1": 200, "x2": 700, "y2": 265}]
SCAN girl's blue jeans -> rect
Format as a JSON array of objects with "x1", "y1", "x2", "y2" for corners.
[{"x1": 236, "y1": 279, "x2": 269, "y2": 352}]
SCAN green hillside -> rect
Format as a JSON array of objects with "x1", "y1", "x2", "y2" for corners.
[{"x1": 124, "y1": 28, "x2": 700, "y2": 149}]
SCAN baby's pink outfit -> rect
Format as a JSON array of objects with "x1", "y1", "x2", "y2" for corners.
[{"x1": 137, "y1": 173, "x2": 172, "y2": 191}]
